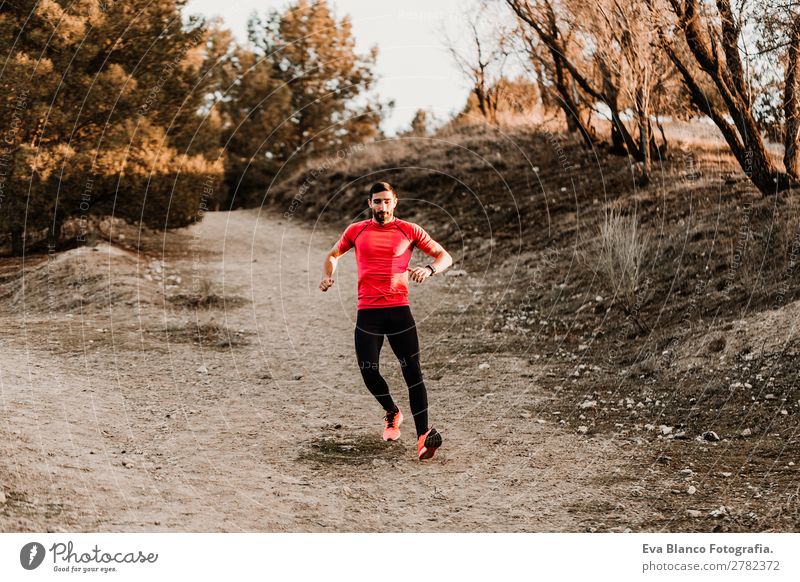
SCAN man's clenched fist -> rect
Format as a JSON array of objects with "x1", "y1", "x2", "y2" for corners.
[{"x1": 320, "y1": 277, "x2": 335, "y2": 292}]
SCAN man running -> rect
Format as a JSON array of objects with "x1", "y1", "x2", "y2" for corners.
[{"x1": 320, "y1": 182, "x2": 453, "y2": 460}]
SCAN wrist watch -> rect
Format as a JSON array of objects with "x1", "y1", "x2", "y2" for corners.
[{"x1": 426, "y1": 264, "x2": 436, "y2": 275}]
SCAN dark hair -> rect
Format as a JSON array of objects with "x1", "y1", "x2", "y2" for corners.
[{"x1": 369, "y1": 181, "x2": 396, "y2": 198}]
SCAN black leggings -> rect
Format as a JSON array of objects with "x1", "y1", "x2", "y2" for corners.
[{"x1": 354, "y1": 305, "x2": 429, "y2": 437}]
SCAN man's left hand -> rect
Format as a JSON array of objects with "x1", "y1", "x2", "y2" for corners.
[{"x1": 408, "y1": 267, "x2": 432, "y2": 284}]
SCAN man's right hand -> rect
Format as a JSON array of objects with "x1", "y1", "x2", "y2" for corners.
[{"x1": 319, "y1": 277, "x2": 335, "y2": 292}]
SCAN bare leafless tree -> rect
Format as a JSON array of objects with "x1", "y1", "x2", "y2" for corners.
[
  {"x1": 783, "y1": 17, "x2": 800, "y2": 177},
  {"x1": 513, "y1": 8, "x2": 599, "y2": 147},
  {"x1": 447, "y1": 6, "x2": 511, "y2": 124},
  {"x1": 508, "y1": 0, "x2": 617, "y2": 154},
  {"x1": 587, "y1": 0, "x2": 673, "y2": 184},
  {"x1": 506, "y1": 0, "x2": 669, "y2": 184},
  {"x1": 662, "y1": 0, "x2": 796, "y2": 194}
]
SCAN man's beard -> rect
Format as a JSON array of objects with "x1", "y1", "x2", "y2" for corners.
[{"x1": 372, "y1": 208, "x2": 392, "y2": 223}]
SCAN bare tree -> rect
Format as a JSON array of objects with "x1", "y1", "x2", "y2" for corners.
[
  {"x1": 447, "y1": 6, "x2": 511, "y2": 124},
  {"x1": 507, "y1": 0, "x2": 631, "y2": 154},
  {"x1": 506, "y1": 0, "x2": 669, "y2": 184},
  {"x1": 586, "y1": 0, "x2": 673, "y2": 184},
  {"x1": 513, "y1": 10, "x2": 599, "y2": 146},
  {"x1": 783, "y1": 12, "x2": 800, "y2": 181},
  {"x1": 662, "y1": 0, "x2": 795, "y2": 194}
]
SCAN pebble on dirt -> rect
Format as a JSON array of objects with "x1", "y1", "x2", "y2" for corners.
[{"x1": 708, "y1": 506, "x2": 729, "y2": 518}]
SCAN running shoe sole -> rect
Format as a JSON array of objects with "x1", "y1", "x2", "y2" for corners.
[{"x1": 418, "y1": 428, "x2": 442, "y2": 460}]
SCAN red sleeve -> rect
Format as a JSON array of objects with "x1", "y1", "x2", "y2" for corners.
[
  {"x1": 336, "y1": 223, "x2": 359, "y2": 253},
  {"x1": 410, "y1": 222, "x2": 438, "y2": 256}
]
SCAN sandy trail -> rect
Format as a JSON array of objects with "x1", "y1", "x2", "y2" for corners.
[{"x1": 1, "y1": 209, "x2": 649, "y2": 532}]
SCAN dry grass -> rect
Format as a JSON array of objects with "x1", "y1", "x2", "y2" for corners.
[
  {"x1": 439, "y1": 109, "x2": 552, "y2": 134},
  {"x1": 588, "y1": 209, "x2": 650, "y2": 331}
]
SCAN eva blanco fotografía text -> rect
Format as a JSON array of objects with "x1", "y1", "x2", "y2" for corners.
[{"x1": 642, "y1": 543, "x2": 772, "y2": 557}]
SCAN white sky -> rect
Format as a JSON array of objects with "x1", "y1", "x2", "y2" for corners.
[{"x1": 185, "y1": 0, "x2": 481, "y2": 135}]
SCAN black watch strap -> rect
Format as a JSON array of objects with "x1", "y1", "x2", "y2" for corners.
[{"x1": 426, "y1": 264, "x2": 436, "y2": 275}]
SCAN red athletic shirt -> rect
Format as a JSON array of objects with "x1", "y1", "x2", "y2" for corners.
[{"x1": 335, "y1": 217, "x2": 439, "y2": 310}]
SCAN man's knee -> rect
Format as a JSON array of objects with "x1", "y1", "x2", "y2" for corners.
[
  {"x1": 398, "y1": 355, "x2": 420, "y2": 369},
  {"x1": 358, "y1": 359, "x2": 381, "y2": 373}
]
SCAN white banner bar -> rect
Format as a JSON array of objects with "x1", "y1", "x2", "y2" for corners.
[{"x1": 1, "y1": 533, "x2": 798, "y2": 581}]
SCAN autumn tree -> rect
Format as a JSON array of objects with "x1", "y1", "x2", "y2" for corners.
[
  {"x1": 406, "y1": 109, "x2": 432, "y2": 136},
  {"x1": 578, "y1": 0, "x2": 674, "y2": 184},
  {"x1": 498, "y1": 76, "x2": 541, "y2": 115},
  {"x1": 457, "y1": 76, "x2": 542, "y2": 124},
  {"x1": 220, "y1": 0, "x2": 385, "y2": 207},
  {"x1": 752, "y1": 2, "x2": 800, "y2": 180},
  {"x1": 254, "y1": 0, "x2": 383, "y2": 159},
  {"x1": 778, "y1": 7, "x2": 800, "y2": 179},
  {"x1": 0, "y1": 0, "x2": 227, "y2": 255},
  {"x1": 220, "y1": 44, "x2": 293, "y2": 207}
]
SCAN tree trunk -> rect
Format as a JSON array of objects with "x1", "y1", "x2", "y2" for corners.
[
  {"x1": 651, "y1": 118, "x2": 666, "y2": 158},
  {"x1": 486, "y1": 89, "x2": 499, "y2": 124},
  {"x1": 609, "y1": 110, "x2": 642, "y2": 160},
  {"x1": 597, "y1": 58, "x2": 641, "y2": 159},
  {"x1": 636, "y1": 88, "x2": 652, "y2": 185},
  {"x1": 565, "y1": 107, "x2": 580, "y2": 133},
  {"x1": 554, "y1": 58, "x2": 579, "y2": 133},
  {"x1": 639, "y1": 122, "x2": 652, "y2": 187},
  {"x1": 610, "y1": 122, "x2": 627, "y2": 155},
  {"x1": 664, "y1": 3, "x2": 794, "y2": 195},
  {"x1": 552, "y1": 53, "x2": 597, "y2": 148},
  {"x1": 784, "y1": 19, "x2": 800, "y2": 180},
  {"x1": 473, "y1": 86, "x2": 489, "y2": 121},
  {"x1": 11, "y1": 227, "x2": 24, "y2": 257}
]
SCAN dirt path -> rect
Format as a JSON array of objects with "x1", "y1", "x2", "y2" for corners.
[{"x1": 1, "y1": 209, "x2": 654, "y2": 532}]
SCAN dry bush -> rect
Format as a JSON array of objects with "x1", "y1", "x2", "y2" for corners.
[{"x1": 589, "y1": 209, "x2": 650, "y2": 332}]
